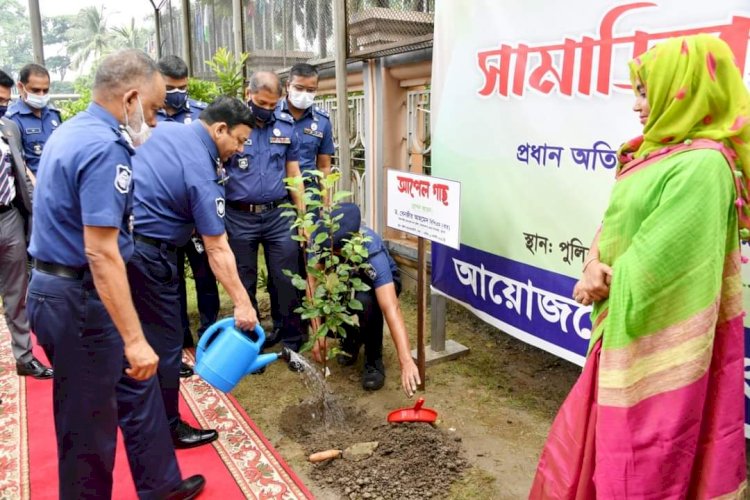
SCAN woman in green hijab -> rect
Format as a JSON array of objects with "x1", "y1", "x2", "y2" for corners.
[{"x1": 531, "y1": 34, "x2": 749, "y2": 499}]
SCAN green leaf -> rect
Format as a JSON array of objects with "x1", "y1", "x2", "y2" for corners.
[
  {"x1": 314, "y1": 232, "x2": 329, "y2": 244},
  {"x1": 348, "y1": 298, "x2": 363, "y2": 311},
  {"x1": 332, "y1": 190, "x2": 352, "y2": 202}
]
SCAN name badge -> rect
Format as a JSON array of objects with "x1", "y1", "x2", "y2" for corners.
[
  {"x1": 303, "y1": 128, "x2": 324, "y2": 139},
  {"x1": 269, "y1": 137, "x2": 291, "y2": 145},
  {"x1": 26, "y1": 128, "x2": 41, "y2": 134}
]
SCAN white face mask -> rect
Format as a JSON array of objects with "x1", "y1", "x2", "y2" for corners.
[
  {"x1": 123, "y1": 95, "x2": 151, "y2": 147},
  {"x1": 288, "y1": 89, "x2": 316, "y2": 110},
  {"x1": 24, "y1": 87, "x2": 50, "y2": 110}
]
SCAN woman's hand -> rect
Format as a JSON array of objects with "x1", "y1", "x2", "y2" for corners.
[{"x1": 573, "y1": 259, "x2": 613, "y2": 306}]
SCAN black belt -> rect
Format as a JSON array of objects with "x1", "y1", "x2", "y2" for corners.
[
  {"x1": 134, "y1": 233, "x2": 177, "y2": 252},
  {"x1": 0, "y1": 205, "x2": 14, "y2": 214},
  {"x1": 227, "y1": 198, "x2": 287, "y2": 214},
  {"x1": 33, "y1": 260, "x2": 88, "y2": 280}
]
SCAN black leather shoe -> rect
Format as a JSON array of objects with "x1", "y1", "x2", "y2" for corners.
[
  {"x1": 171, "y1": 420, "x2": 218, "y2": 449},
  {"x1": 16, "y1": 358, "x2": 53, "y2": 379},
  {"x1": 362, "y1": 359, "x2": 385, "y2": 391},
  {"x1": 179, "y1": 362, "x2": 194, "y2": 378},
  {"x1": 165, "y1": 474, "x2": 206, "y2": 500}
]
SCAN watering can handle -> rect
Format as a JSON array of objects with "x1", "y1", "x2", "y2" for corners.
[{"x1": 196, "y1": 318, "x2": 266, "y2": 363}]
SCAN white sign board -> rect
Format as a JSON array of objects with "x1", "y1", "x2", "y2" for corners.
[{"x1": 386, "y1": 169, "x2": 461, "y2": 249}]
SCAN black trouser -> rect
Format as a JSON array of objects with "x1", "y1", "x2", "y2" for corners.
[
  {"x1": 177, "y1": 237, "x2": 220, "y2": 347},
  {"x1": 341, "y1": 274, "x2": 402, "y2": 364}
]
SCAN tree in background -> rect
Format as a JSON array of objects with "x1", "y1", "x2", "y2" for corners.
[
  {"x1": 0, "y1": 0, "x2": 33, "y2": 76},
  {"x1": 112, "y1": 17, "x2": 151, "y2": 51},
  {"x1": 46, "y1": 55, "x2": 72, "y2": 82},
  {"x1": 66, "y1": 5, "x2": 112, "y2": 70}
]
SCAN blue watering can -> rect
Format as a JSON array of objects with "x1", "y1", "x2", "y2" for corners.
[{"x1": 194, "y1": 318, "x2": 292, "y2": 392}]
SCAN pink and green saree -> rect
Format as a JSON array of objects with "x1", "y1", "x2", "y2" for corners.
[{"x1": 530, "y1": 35, "x2": 750, "y2": 499}]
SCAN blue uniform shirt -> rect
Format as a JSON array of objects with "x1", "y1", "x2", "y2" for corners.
[
  {"x1": 6, "y1": 99, "x2": 62, "y2": 173},
  {"x1": 362, "y1": 226, "x2": 399, "y2": 289},
  {"x1": 225, "y1": 108, "x2": 300, "y2": 203},
  {"x1": 133, "y1": 121, "x2": 226, "y2": 246},
  {"x1": 156, "y1": 98, "x2": 205, "y2": 125},
  {"x1": 29, "y1": 103, "x2": 135, "y2": 267},
  {"x1": 278, "y1": 99, "x2": 335, "y2": 175}
]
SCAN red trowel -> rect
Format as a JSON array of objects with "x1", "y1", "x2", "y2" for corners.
[{"x1": 387, "y1": 397, "x2": 438, "y2": 424}]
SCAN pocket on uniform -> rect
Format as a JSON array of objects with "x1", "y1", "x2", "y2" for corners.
[
  {"x1": 27, "y1": 291, "x2": 68, "y2": 346},
  {"x1": 142, "y1": 252, "x2": 175, "y2": 285},
  {"x1": 271, "y1": 149, "x2": 285, "y2": 170}
]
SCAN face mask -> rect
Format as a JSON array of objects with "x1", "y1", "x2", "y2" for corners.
[
  {"x1": 288, "y1": 89, "x2": 316, "y2": 110},
  {"x1": 0, "y1": 105, "x2": 6, "y2": 119},
  {"x1": 248, "y1": 99, "x2": 274, "y2": 126},
  {"x1": 123, "y1": 95, "x2": 151, "y2": 147},
  {"x1": 164, "y1": 89, "x2": 188, "y2": 110},
  {"x1": 24, "y1": 88, "x2": 50, "y2": 110}
]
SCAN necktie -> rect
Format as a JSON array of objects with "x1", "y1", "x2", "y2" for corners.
[{"x1": 0, "y1": 144, "x2": 16, "y2": 206}]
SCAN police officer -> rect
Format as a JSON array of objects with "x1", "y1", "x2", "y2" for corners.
[
  {"x1": 26, "y1": 50, "x2": 204, "y2": 499},
  {"x1": 6, "y1": 63, "x2": 62, "y2": 174},
  {"x1": 156, "y1": 55, "x2": 220, "y2": 378},
  {"x1": 310, "y1": 203, "x2": 421, "y2": 395},
  {"x1": 128, "y1": 96, "x2": 257, "y2": 449},
  {"x1": 0, "y1": 70, "x2": 53, "y2": 380},
  {"x1": 267, "y1": 63, "x2": 335, "y2": 335},
  {"x1": 225, "y1": 71, "x2": 305, "y2": 352}
]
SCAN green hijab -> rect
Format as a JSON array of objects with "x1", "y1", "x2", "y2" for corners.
[{"x1": 621, "y1": 34, "x2": 750, "y2": 173}]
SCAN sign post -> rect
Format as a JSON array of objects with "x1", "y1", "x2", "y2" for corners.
[{"x1": 386, "y1": 169, "x2": 469, "y2": 389}]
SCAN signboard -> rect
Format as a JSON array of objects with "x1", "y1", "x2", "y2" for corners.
[
  {"x1": 430, "y1": 0, "x2": 750, "y2": 432},
  {"x1": 386, "y1": 169, "x2": 461, "y2": 249}
]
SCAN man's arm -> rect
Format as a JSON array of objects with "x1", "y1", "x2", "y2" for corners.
[
  {"x1": 202, "y1": 232, "x2": 257, "y2": 331},
  {"x1": 316, "y1": 154, "x2": 332, "y2": 178},
  {"x1": 285, "y1": 159, "x2": 304, "y2": 212},
  {"x1": 375, "y1": 283, "x2": 421, "y2": 397},
  {"x1": 83, "y1": 225, "x2": 159, "y2": 380}
]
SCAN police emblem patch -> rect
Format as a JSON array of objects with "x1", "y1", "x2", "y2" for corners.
[
  {"x1": 238, "y1": 157, "x2": 249, "y2": 169},
  {"x1": 216, "y1": 197, "x2": 226, "y2": 217},
  {"x1": 311, "y1": 122, "x2": 318, "y2": 131},
  {"x1": 33, "y1": 143, "x2": 42, "y2": 155},
  {"x1": 51, "y1": 120, "x2": 58, "y2": 127},
  {"x1": 115, "y1": 164, "x2": 132, "y2": 194},
  {"x1": 184, "y1": 117, "x2": 192, "y2": 124},
  {"x1": 273, "y1": 128, "x2": 281, "y2": 137},
  {"x1": 365, "y1": 265, "x2": 377, "y2": 281}
]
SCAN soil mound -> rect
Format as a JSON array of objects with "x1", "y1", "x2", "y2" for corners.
[{"x1": 281, "y1": 400, "x2": 467, "y2": 499}]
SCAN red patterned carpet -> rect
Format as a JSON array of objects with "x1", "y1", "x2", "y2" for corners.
[{"x1": 0, "y1": 320, "x2": 313, "y2": 499}]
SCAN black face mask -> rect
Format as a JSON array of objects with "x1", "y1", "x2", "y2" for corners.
[
  {"x1": 0, "y1": 105, "x2": 6, "y2": 119},
  {"x1": 247, "y1": 100, "x2": 273, "y2": 125}
]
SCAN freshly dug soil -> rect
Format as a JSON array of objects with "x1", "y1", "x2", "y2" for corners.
[{"x1": 280, "y1": 399, "x2": 468, "y2": 499}]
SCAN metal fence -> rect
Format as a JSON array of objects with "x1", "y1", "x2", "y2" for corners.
[
  {"x1": 157, "y1": 0, "x2": 186, "y2": 60},
  {"x1": 346, "y1": 0, "x2": 434, "y2": 59}
]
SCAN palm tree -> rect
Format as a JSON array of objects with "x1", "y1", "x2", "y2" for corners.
[
  {"x1": 67, "y1": 5, "x2": 112, "y2": 70},
  {"x1": 112, "y1": 17, "x2": 150, "y2": 51}
]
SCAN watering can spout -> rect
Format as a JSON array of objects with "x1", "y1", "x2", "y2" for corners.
[{"x1": 247, "y1": 352, "x2": 284, "y2": 374}]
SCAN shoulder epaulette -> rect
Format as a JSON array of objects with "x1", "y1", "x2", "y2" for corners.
[
  {"x1": 313, "y1": 105, "x2": 329, "y2": 118},
  {"x1": 276, "y1": 112, "x2": 294, "y2": 125},
  {"x1": 190, "y1": 99, "x2": 207, "y2": 110}
]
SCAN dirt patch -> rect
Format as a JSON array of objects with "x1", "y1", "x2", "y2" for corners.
[{"x1": 280, "y1": 399, "x2": 467, "y2": 499}]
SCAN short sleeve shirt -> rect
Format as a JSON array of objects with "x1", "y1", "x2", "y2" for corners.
[
  {"x1": 362, "y1": 226, "x2": 399, "y2": 289},
  {"x1": 6, "y1": 100, "x2": 62, "y2": 173},
  {"x1": 133, "y1": 121, "x2": 226, "y2": 246},
  {"x1": 28, "y1": 103, "x2": 135, "y2": 267},
  {"x1": 224, "y1": 109, "x2": 300, "y2": 203},
  {"x1": 278, "y1": 99, "x2": 334, "y2": 175}
]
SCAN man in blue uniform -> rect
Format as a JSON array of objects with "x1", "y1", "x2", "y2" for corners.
[
  {"x1": 310, "y1": 203, "x2": 421, "y2": 395},
  {"x1": 128, "y1": 96, "x2": 257, "y2": 449},
  {"x1": 0, "y1": 72, "x2": 53, "y2": 380},
  {"x1": 26, "y1": 49, "x2": 203, "y2": 500},
  {"x1": 6, "y1": 63, "x2": 62, "y2": 174},
  {"x1": 225, "y1": 71, "x2": 305, "y2": 352},
  {"x1": 156, "y1": 55, "x2": 219, "y2": 379},
  {"x1": 267, "y1": 63, "x2": 335, "y2": 335}
]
